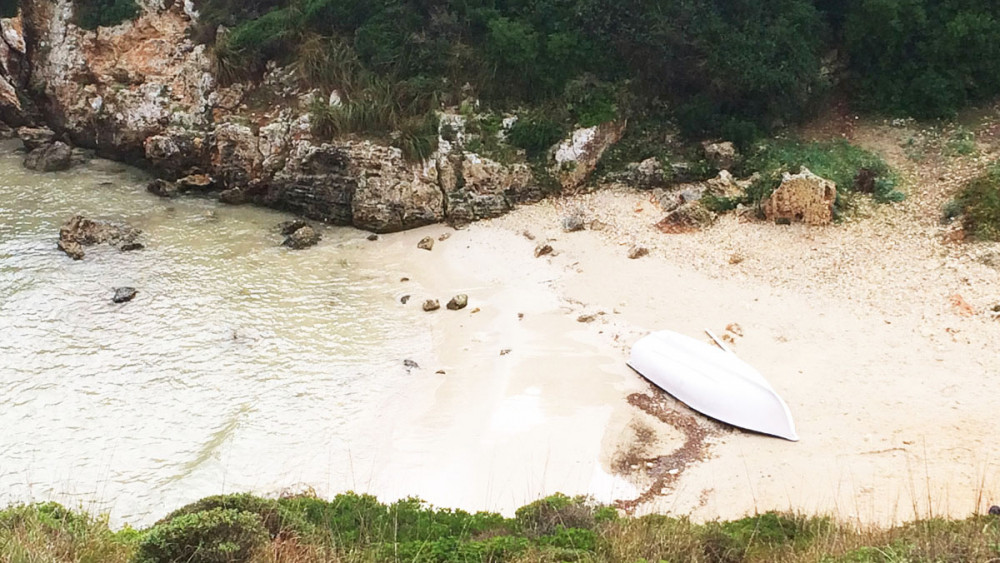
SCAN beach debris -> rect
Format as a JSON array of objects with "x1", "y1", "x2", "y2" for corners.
[
  {"x1": 763, "y1": 167, "x2": 836, "y2": 226},
  {"x1": 726, "y1": 323, "x2": 744, "y2": 337},
  {"x1": 447, "y1": 294, "x2": 468, "y2": 310},
  {"x1": 562, "y1": 211, "x2": 586, "y2": 232},
  {"x1": 534, "y1": 243, "x2": 553, "y2": 258},
  {"x1": 367, "y1": 233, "x2": 379, "y2": 241},
  {"x1": 577, "y1": 314, "x2": 597, "y2": 323},
  {"x1": 518, "y1": 313, "x2": 524, "y2": 320},
  {"x1": 499, "y1": 348, "x2": 511, "y2": 356},
  {"x1": 400, "y1": 277, "x2": 409, "y2": 282},
  {"x1": 417, "y1": 236, "x2": 434, "y2": 251},
  {"x1": 438, "y1": 232, "x2": 451, "y2": 241},
  {"x1": 729, "y1": 252, "x2": 746, "y2": 265},
  {"x1": 422, "y1": 299, "x2": 440, "y2": 311},
  {"x1": 471, "y1": 307, "x2": 481, "y2": 314},
  {"x1": 989, "y1": 505, "x2": 1000, "y2": 515},
  {"x1": 628, "y1": 245, "x2": 649, "y2": 259},
  {"x1": 522, "y1": 230, "x2": 535, "y2": 240},
  {"x1": 400, "y1": 295, "x2": 410, "y2": 304},
  {"x1": 112, "y1": 287, "x2": 137, "y2": 303},
  {"x1": 283, "y1": 225, "x2": 321, "y2": 249},
  {"x1": 403, "y1": 359, "x2": 419, "y2": 369},
  {"x1": 435, "y1": 369, "x2": 446, "y2": 374},
  {"x1": 948, "y1": 293, "x2": 975, "y2": 317}
]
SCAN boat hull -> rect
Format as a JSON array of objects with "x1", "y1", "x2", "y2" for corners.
[{"x1": 627, "y1": 331, "x2": 798, "y2": 441}]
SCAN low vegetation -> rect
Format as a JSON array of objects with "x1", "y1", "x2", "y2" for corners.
[
  {"x1": 72, "y1": 0, "x2": 140, "y2": 30},
  {"x1": 2, "y1": 493, "x2": 999, "y2": 562},
  {"x1": 947, "y1": 162, "x2": 1000, "y2": 240}
]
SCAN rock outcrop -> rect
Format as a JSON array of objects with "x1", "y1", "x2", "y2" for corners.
[
  {"x1": 24, "y1": 140, "x2": 71, "y2": 171},
  {"x1": 8, "y1": 0, "x2": 630, "y2": 232},
  {"x1": 550, "y1": 121, "x2": 626, "y2": 190},
  {"x1": 764, "y1": 167, "x2": 837, "y2": 225}
]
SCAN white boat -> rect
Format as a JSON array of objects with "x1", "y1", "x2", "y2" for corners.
[{"x1": 627, "y1": 330, "x2": 798, "y2": 441}]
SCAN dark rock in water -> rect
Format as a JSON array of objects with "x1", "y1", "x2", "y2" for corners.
[
  {"x1": 119, "y1": 242, "x2": 144, "y2": 252},
  {"x1": 403, "y1": 359, "x2": 419, "y2": 369},
  {"x1": 112, "y1": 287, "x2": 137, "y2": 303},
  {"x1": 422, "y1": 299, "x2": 440, "y2": 311},
  {"x1": 147, "y1": 178, "x2": 178, "y2": 198},
  {"x1": 24, "y1": 141, "x2": 72, "y2": 172},
  {"x1": 58, "y1": 215, "x2": 143, "y2": 259},
  {"x1": 417, "y1": 236, "x2": 434, "y2": 251},
  {"x1": 400, "y1": 295, "x2": 411, "y2": 304},
  {"x1": 176, "y1": 174, "x2": 215, "y2": 192},
  {"x1": 218, "y1": 187, "x2": 246, "y2": 205},
  {"x1": 990, "y1": 505, "x2": 1000, "y2": 516},
  {"x1": 16, "y1": 126, "x2": 55, "y2": 151},
  {"x1": 447, "y1": 294, "x2": 468, "y2": 310},
  {"x1": 367, "y1": 233, "x2": 379, "y2": 241},
  {"x1": 277, "y1": 219, "x2": 308, "y2": 236},
  {"x1": 282, "y1": 225, "x2": 320, "y2": 249}
]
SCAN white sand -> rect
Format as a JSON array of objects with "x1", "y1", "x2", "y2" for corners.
[{"x1": 344, "y1": 123, "x2": 1000, "y2": 525}]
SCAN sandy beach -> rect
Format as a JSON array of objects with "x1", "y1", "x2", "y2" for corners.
[{"x1": 351, "y1": 121, "x2": 1000, "y2": 526}]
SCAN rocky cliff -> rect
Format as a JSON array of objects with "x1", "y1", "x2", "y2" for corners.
[{"x1": 0, "y1": 0, "x2": 621, "y2": 232}]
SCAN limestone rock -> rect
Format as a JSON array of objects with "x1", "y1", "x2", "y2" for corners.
[
  {"x1": 703, "y1": 141, "x2": 738, "y2": 170},
  {"x1": 218, "y1": 188, "x2": 246, "y2": 205},
  {"x1": 436, "y1": 152, "x2": 533, "y2": 225},
  {"x1": 57, "y1": 215, "x2": 142, "y2": 259},
  {"x1": 447, "y1": 294, "x2": 468, "y2": 310},
  {"x1": 632, "y1": 157, "x2": 667, "y2": 190},
  {"x1": 23, "y1": 141, "x2": 71, "y2": 172},
  {"x1": 628, "y1": 246, "x2": 649, "y2": 259},
  {"x1": 176, "y1": 174, "x2": 215, "y2": 192},
  {"x1": 282, "y1": 225, "x2": 320, "y2": 249},
  {"x1": 147, "y1": 179, "x2": 178, "y2": 198},
  {"x1": 16, "y1": 126, "x2": 54, "y2": 150},
  {"x1": 763, "y1": 167, "x2": 836, "y2": 226},
  {"x1": 550, "y1": 121, "x2": 626, "y2": 190},
  {"x1": 534, "y1": 243, "x2": 553, "y2": 258},
  {"x1": 656, "y1": 202, "x2": 716, "y2": 233},
  {"x1": 561, "y1": 212, "x2": 586, "y2": 232},
  {"x1": 417, "y1": 236, "x2": 434, "y2": 251},
  {"x1": 422, "y1": 299, "x2": 440, "y2": 312},
  {"x1": 112, "y1": 287, "x2": 137, "y2": 303},
  {"x1": 277, "y1": 219, "x2": 308, "y2": 236},
  {"x1": 705, "y1": 170, "x2": 745, "y2": 198}
]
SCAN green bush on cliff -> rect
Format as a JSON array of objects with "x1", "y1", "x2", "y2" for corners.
[
  {"x1": 73, "y1": 0, "x2": 140, "y2": 30},
  {"x1": 0, "y1": 0, "x2": 18, "y2": 18}
]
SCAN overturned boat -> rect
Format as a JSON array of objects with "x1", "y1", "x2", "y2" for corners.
[{"x1": 627, "y1": 330, "x2": 798, "y2": 441}]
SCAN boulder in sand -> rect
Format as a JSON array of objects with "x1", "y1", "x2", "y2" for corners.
[
  {"x1": 447, "y1": 294, "x2": 468, "y2": 310},
  {"x1": 763, "y1": 167, "x2": 836, "y2": 226}
]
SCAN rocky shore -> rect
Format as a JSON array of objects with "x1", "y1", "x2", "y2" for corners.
[{"x1": 0, "y1": 0, "x2": 629, "y2": 233}]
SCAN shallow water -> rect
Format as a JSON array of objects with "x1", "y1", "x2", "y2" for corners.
[{"x1": 0, "y1": 142, "x2": 427, "y2": 525}]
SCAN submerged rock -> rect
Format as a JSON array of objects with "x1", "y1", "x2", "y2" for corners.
[
  {"x1": 282, "y1": 225, "x2": 320, "y2": 249},
  {"x1": 112, "y1": 287, "x2": 137, "y2": 303},
  {"x1": 277, "y1": 219, "x2": 308, "y2": 236},
  {"x1": 447, "y1": 294, "x2": 468, "y2": 310},
  {"x1": 24, "y1": 141, "x2": 72, "y2": 172},
  {"x1": 57, "y1": 215, "x2": 142, "y2": 259},
  {"x1": 147, "y1": 179, "x2": 178, "y2": 198},
  {"x1": 176, "y1": 174, "x2": 215, "y2": 192}
]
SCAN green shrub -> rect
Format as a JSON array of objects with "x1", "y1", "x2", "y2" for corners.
[
  {"x1": 950, "y1": 163, "x2": 1000, "y2": 240},
  {"x1": 133, "y1": 507, "x2": 268, "y2": 563},
  {"x1": 515, "y1": 494, "x2": 602, "y2": 537},
  {"x1": 507, "y1": 113, "x2": 566, "y2": 159},
  {"x1": 73, "y1": 0, "x2": 140, "y2": 30},
  {"x1": 742, "y1": 139, "x2": 903, "y2": 208},
  {"x1": 156, "y1": 493, "x2": 287, "y2": 538}
]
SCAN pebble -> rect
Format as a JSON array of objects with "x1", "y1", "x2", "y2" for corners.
[
  {"x1": 112, "y1": 287, "x2": 137, "y2": 303},
  {"x1": 417, "y1": 236, "x2": 434, "y2": 251},
  {"x1": 422, "y1": 299, "x2": 440, "y2": 311},
  {"x1": 534, "y1": 243, "x2": 553, "y2": 258}
]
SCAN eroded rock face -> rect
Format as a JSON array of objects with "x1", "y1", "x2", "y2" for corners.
[
  {"x1": 764, "y1": 167, "x2": 837, "y2": 225},
  {"x1": 17, "y1": 126, "x2": 54, "y2": 150},
  {"x1": 349, "y1": 142, "x2": 444, "y2": 233},
  {"x1": 550, "y1": 121, "x2": 626, "y2": 190},
  {"x1": 58, "y1": 215, "x2": 142, "y2": 259}
]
